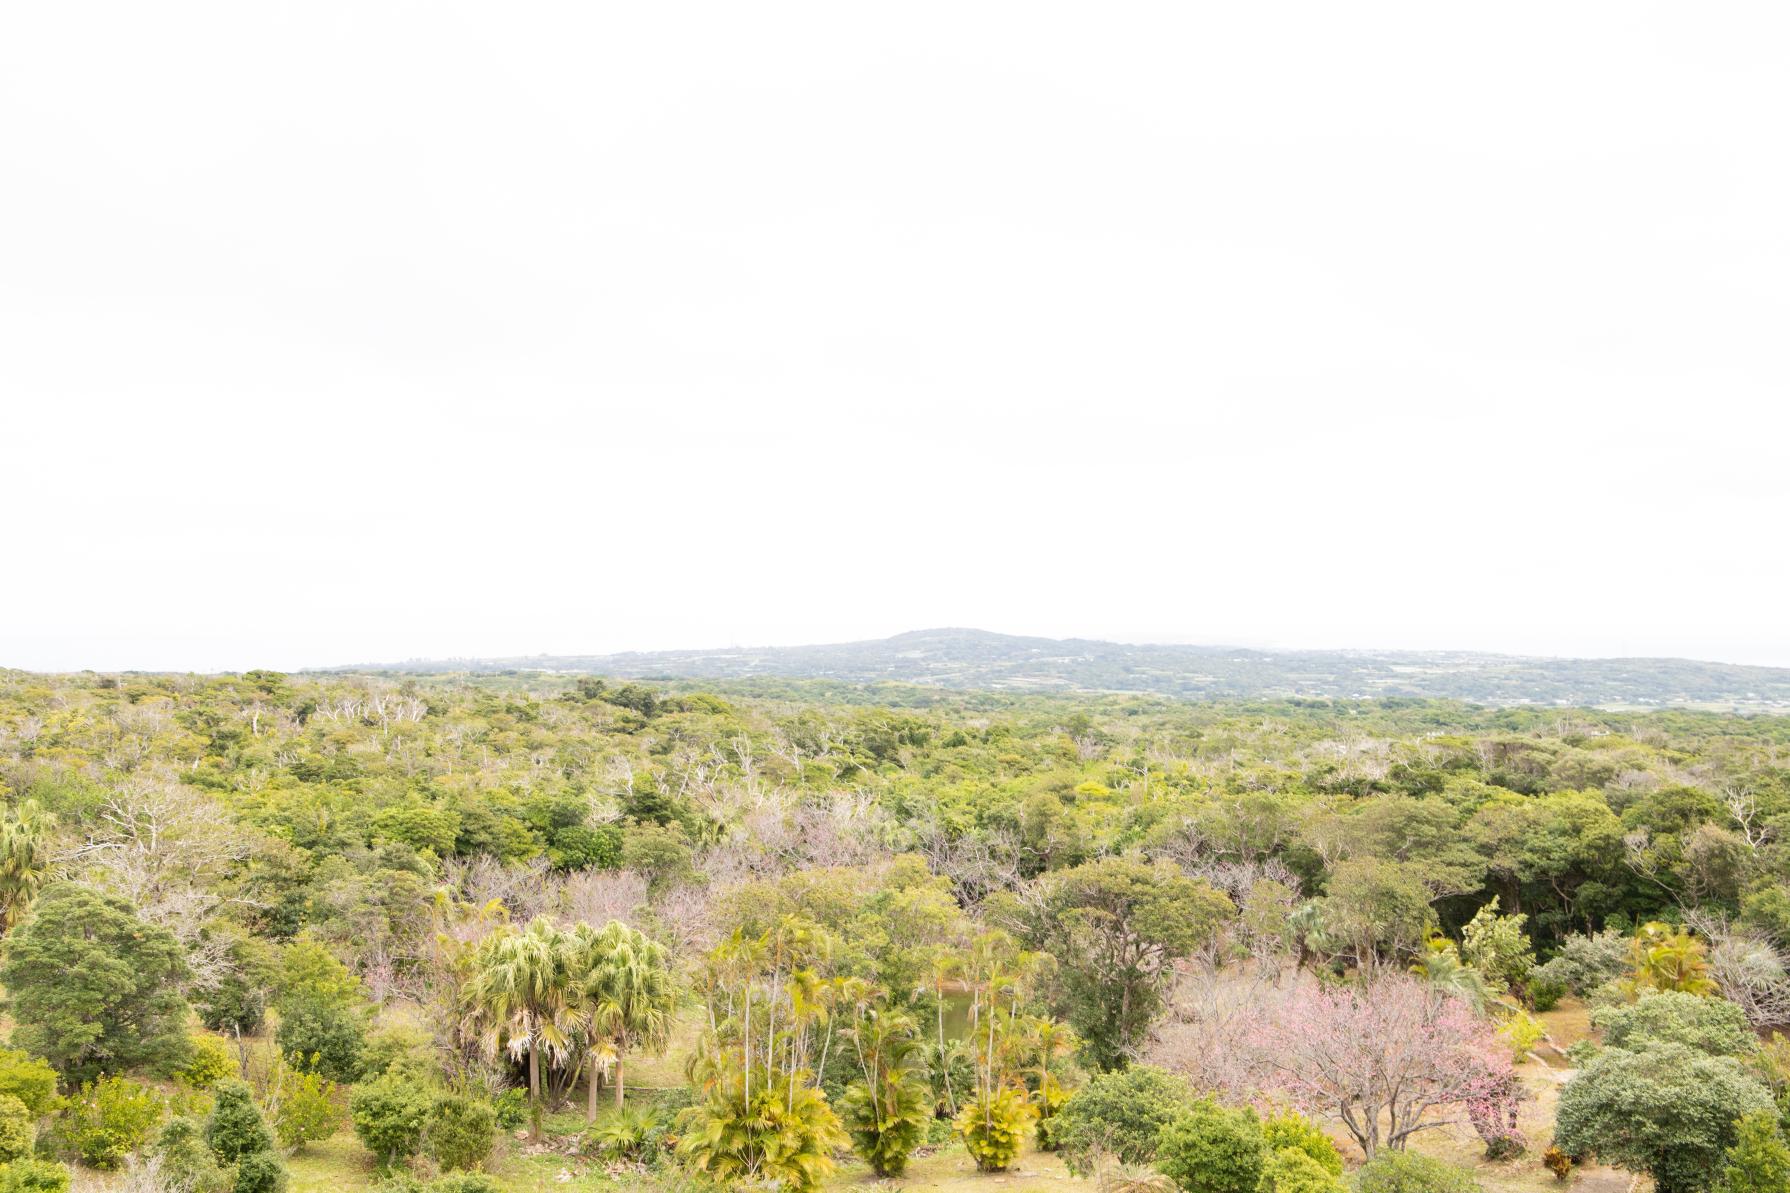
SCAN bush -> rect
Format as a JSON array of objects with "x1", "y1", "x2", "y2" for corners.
[
  {"x1": 60, "y1": 1075, "x2": 165, "y2": 1170},
  {"x1": 269, "y1": 1067, "x2": 339, "y2": 1151},
  {"x1": 1535, "y1": 930, "x2": 1629, "y2": 996},
  {"x1": 1259, "y1": 1147, "x2": 1346, "y2": 1193},
  {"x1": 489, "y1": 1089, "x2": 527, "y2": 1131},
  {"x1": 205, "y1": 1081, "x2": 275, "y2": 1163},
  {"x1": 154, "y1": 1117, "x2": 229, "y2": 1193},
  {"x1": 1525, "y1": 976, "x2": 1567, "y2": 1012},
  {"x1": 840, "y1": 1074, "x2": 929, "y2": 1177},
  {"x1": 1050, "y1": 1064, "x2": 1195, "y2": 1175},
  {"x1": 0, "y1": 1052, "x2": 60, "y2": 1120},
  {"x1": 424, "y1": 1094, "x2": 495, "y2": 1173},
  {"x1": 583, "y1": 1106, "x2": 666, "y2": 1163},
  {"x1": 232, "y1": 1149, "x2": 287, "y2": 1193},
  {"x1": 425, "y1": 1176, "x2": 501, "y2": 1193},
  {"x1": 955, "y1": 1086, "x2": 1035, "y2": 1174},
  {"x1": 1594, "y1": 991, "x2": 1757, "y2": 1058},
  {"x1": 1497, "y1": 1011, "x2": 1546, "y2": 1063},
  {"x1": 275, "y1": 998, "x2": 365, "y2": 1083},
  {"x1": 1153, "y1": 1099, "x2": 1262, "y2": 1193},
  {"x1": 0, "y1": 1098, "x2": 33, "y2": 1165},
  {"x1": 0, "y1": 1160, "x2": 69, "y2": 1193},
  {"x1": 1719, "y1": 1111, "x2": 1790, "y2": 1193},
  {"x1": 360, "y1": 1025, "x2": 435, "y2": 1082},
  {"x1": 1261, "y1": 1111, "x2": 1342, "y2": 1176},
  {"x1": 1354, "y1": 1151, "x2": 1481, "y2": 1193},
  {"x1": 1542, "y1": 1145, "x2": 1573, "y2": 1181},
  {"x1": 676, "y1": 1073, "x2": 846, "y2": 1191},
  {"x1": 178, "y1": 1036, "x2": 240, "y2": 1092},
  {"x1": 350, "y1": 1075, "x2": 433, "y2": 1168}
]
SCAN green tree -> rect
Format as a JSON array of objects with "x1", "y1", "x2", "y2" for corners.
[
  {"x1": 1259, "y1": 1148, "x2": 1347, "y2": 1193},
  {"x1": 1556, "y1": 1042, "x2": 1775, "y2": 1193},
  {"x1": 0, "y1": 1159, "x2": 69, "y2": 1193},
  {"x1": 1459, "y1": 899, "x2": 1535, "y2": 992},
  {"x1": 838, "y1": 1005, "x2": 930, "y2": 1177},
  {"x1": 1594, "y1": 991, "x2": 1756, "y2": 1059},
  {"x1": 424, "y1": 1094, "x2": 496, "y2": 1172},
  {"x1": 1354, "y1": 1151, "x2": 1480, "y2": 1193},
  {"x1": 565, "y1": 920, "x2": 676, "y2": 1118},
  {"x1": 1038, "y1": 859, "x2": 1232, "y2": 1069},
  {"x1": 1718, "y1": 1112, "x2": 1790, "y2": 1193},
  {"x1": 1154, "y1": 1099, "x2": 1264, "y2": 1193},
  {"x1": 1317, "y1": 859, "x2": 1436, "y2": 968},
  {"x1": 0, "y1": 885, "x2": 190, "y2": 1081},
  {"x1": 205, "y1": 1081, "x2": 276, "y2": 1163},
  {"x1": 0, "y1": 1096, "x2": 33, "y2": 1165},
  {"x1": 349, "y1": 1074, "x2": 432, "y2": 1169}
]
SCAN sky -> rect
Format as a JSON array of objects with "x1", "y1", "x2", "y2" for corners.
[{"x1": 3, "y1": 3, "x2": 1787, "y2": 673}]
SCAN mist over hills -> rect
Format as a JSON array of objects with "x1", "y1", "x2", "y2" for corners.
[{"x1": 341, "y1": 628, "x2": 1790, "y2": 710}]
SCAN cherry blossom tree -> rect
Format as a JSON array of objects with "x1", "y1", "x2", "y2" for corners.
[{"x1": 1238, "y1": 974, "x2": 1515, "y2": 1159}]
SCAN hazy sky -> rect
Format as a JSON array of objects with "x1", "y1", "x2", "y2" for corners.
[{"x1": 4, "y1": 3, "x2": 1787, "y2": 673}]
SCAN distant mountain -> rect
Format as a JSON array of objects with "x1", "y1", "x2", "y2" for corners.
[{"x1": 336, "y1": 628, "x2": 1790, "y2": 710}]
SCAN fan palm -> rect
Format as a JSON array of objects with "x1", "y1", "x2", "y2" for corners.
[
  {"x1": 567, "y1": 920, "x2": 677, "y2": 1119},
  {"x1": 0, "y1": 800, "x2": 54, "y2": 933},
  {"x1": 464, "y1": 916, "x2": 576, "y2": 1140}
]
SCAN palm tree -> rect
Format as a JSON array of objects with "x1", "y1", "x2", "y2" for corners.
[
  {"x1": 0, "y1": 800, "x2": 54, "y2": 933},
  {"x1": 465, "y1": 917, "x2": 575, "y2": 1140},
  {"x1": 567, "y1": 920, "x2": 676, "y2": 1119}
]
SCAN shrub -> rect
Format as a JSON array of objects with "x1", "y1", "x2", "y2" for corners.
[
  {"x1": 490, "y1": 1089, "x2": 527, "y2": 1131},
  {"x1": 359, "y1": 1025, "x2": 435, "y2": 1082},
  {"x1": 425, "y1": 1176, "x2": 501, "y2": 1193},
  {"x1": 0, "y1": 1052, "x2": 60, "y2": 1120},
  {"x1": 1497, "y1": 1011, "x2": 1545, "y2": 1063},
  {"x1": 1594, "y1": 991, "x2": 1757, "y2": 1058},
  {"x1": 232, "y1": 1149, "x2": 287, "y2": 1193},
  {"x1": 0, "y1": 1098, "x2": 33, "y2": 1166},
  {"x1": 840, "y1": 1074, "x2": 929, "y2": 1177},
  {"x1": 269, "y1": 1067, "x2": 339, "y2": 1152},
  {"x1": 154, "y1": 1117, "x2": 229, "y2": 1193},
  {"x1": 205, "y1": 1081, "x2": 275, "y2": 1163},
  {"x1": 676, "y1": 1073, "x2": 846, "y2": 1191},
  {"x1": 1260, "y1": 1111, "x2": 1342, "y2": 1176},
  {"x1": 275, "y1": 998, "x2": 365, "y2": 1083},
  {"x1": 1050, "y1": 1064, "x2": 1194, "y2": 1175},
  {"x1": 178, "y1": 1036, "x2": 240, "y2": 1092},
  {"x1": 350, "y1": 1075, "x2": 433, "y2": 1169},
  {"x1": 1557, "y1": 1042, "x2": 1775, "y2": 1193},
  {"x1": 1535, "y1": 930, "x2": 1629, "y2": 995},
  {"x1": 584, "y1": 1105, "x2": 665, "y2": 1162},
  {"x1": 0, "y1": 1160, "x2": 69, "y2": 1193},
  {"x1": 1542, "y1": 1145, "x2": 1573, "y2": 1181},
  {"x1": 955, "y1": 1085, "x2": 1035, "y2": 1174},
  {"x1": 1354, "y1": 1151, "x2": 1481, "y2": 1193},
  {"x1": 1525, "y1": 976, "x2": 1567, "y2": 1012},
  {"x1": 1153, "y1": 1099, "x2": 1263, "y2": 1193},
  {"x1": 1258, "y1": 1147, "x2": 1346, "y2": 1193},
  {"x1": 1720, "y1": 1111, "x2": 1790, "y2": 1193},
  {"x1": 60, "y1": 1075, "x2": 165, "y2": 1170},
  {"x1": 424, "y1": 1094, "x2": 495, "y2": 1173}
]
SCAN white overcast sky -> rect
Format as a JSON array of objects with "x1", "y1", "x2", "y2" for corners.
[{"x1": 3, "y1": 3, "x2": 1787, "y2": 673}]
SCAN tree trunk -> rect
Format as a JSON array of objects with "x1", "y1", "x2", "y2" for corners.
[
  {"x1": 614, "y1": 1055, "x2": 626, "y2": 1108},
  {"x1": 587, "y1": 1051, "x2": 602, "y2": 1123},
  {"x1": 528, "y1": 1036, "x2": 542, "y2": 1142}
]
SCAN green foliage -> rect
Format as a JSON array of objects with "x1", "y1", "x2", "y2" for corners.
[
  {"x1": 1260, "y1": 1111, "x2": 1342, "y2": 1177},
  {"x1": 584, "y1": 1105, "x2": 666, "y2": 1161},
  {"x1": 156, "y1": 1116, "x2": 230, "y2": 1193},
  {"x1": 205, "y1": 1081, "x2": 275, "y2": 1163},
  {"x1": 59, "y1": 1075, "x2": 166, "y2": 1170},
  {"x1": 275, "y1": 997, "x2": 366, "y2": 1083},
  {"x1": 0, "y1": 1160, "x2": 69, "y2": 1193},
  {"x1": 1525, "y1": 975, "x2": 1567, "y2": 1012},
  {"x1": 0, "y1": 884, "x2": 191, "y2": 1083},
  {"x1": 1318, "y1": 859, "x2": 1437, "y2": 966},
  {"x1": 178, "y1": 1035, "x2": 240, "y2": 1091},
  {"x1": 677, "y1": 1072, "x2": 846, "y2": 1191},
  {"x1": 838, "y1": 1005, "x2": 930, "y2": 1177},
  {"x1": 1625, "y1": 922, "x2": 1719, "y2": 997},
  {"x1": 1354, "y1": 1151, "x2": 1481, "y2": 1193},
  {"x1": 954, "y1": 1085, "x2": 1036, "y2": 1173},
  {"x1": 349, "y1": 1074, "x2": 433, "y2": 1169},
  {"x1": 1153, "y1": 1099, "x2": 1263, "y2": 1193},
  {"x1": 0, "y1": 1051, "x2": 60, "y2": 1120},
  {"x1": 1594, "y1": 991, "x2": 1757, "y2": 1058},
  {"x1": 424, "y1": 1094, "x2": 495, "y2": 1173},
  {"x1": 1556, "y1": 1042, "x2": 1775, "y2": 1193},
  {"x1": 1258, "y1": 1147, "x2": 1346, "y2": 1193},
  {"x1": 0, "y1": 1097, "x2": 34, "y2": 1165},
  {"x1": 421, "y1": 1175, "x2": 501, "y2": 1193},
  {"x1": 1497, "y1": 1010, "x2": 1546, "y2": 1063},
  {"x1": 1460, "y1": 899, "x2": 1536, "y2": 992},
  {"x1": 1052, "y1": 1064, "x2": 1195, "y2": 1176},
  {"x1": 1718, "y1": 1112, "x2": 1790, "y2": 1193},
  {"x1": 231, "y1": 1149, "x2": 288, "y2": 1193},
  {"x1": 1534, "y1": 930, "x2": 1630, "y2": 995},
  {"x1": 358, "y1": 1024, "x2": 436, "y2": 1082},
  {"x1": 268, "y1": 1066, "x2": 339, "y2": 1152}
]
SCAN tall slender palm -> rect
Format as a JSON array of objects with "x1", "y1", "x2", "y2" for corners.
[
  {"x1": 568, "y1": 920, "x2": 676, "y2": 1119},
  {"x1": 465, "y1": 917, "x2": 575, "y2": 1140},
  {"x1": 0, "y1": 800, "x2": 54, "y2": 933}
]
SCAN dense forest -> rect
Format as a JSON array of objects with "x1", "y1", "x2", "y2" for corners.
[{"x1": 4, "y1": 667, "x2": 1790, "y2": 1193}]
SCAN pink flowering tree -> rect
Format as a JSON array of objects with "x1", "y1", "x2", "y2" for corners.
[{"x1": 1239, "y1": 974, "x2": 1516, "y2": 1159}]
